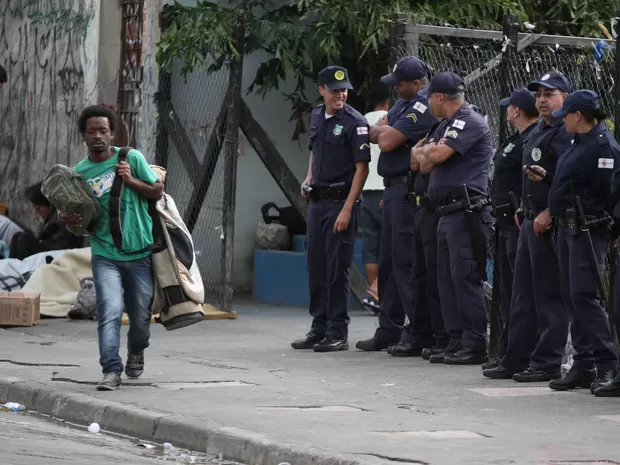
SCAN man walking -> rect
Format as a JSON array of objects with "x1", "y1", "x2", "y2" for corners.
[{"x1": 59, "y1": 105, "x2": 163, "y2": 391}]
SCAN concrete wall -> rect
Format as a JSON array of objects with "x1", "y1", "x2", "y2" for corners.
[
  {"x1": 164, "y1": 0, "x2": 316, "y2": 292},
  {"x1": 0, "y1": 0, "x2": 101, "y2": 227}
]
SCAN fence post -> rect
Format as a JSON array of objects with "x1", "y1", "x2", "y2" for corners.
[
  {"x1": 615, "y1": 13, "x2": 620, "y2": 141},
  {"x1": 154, "y1": 7, "x2": 173, "y2": 169},
  {"x1": 498, "y1": 13, "x2": 519, "y2": 144},
  {"x1": 220, "y1": 9, "x2": 245, "y2": 313}
]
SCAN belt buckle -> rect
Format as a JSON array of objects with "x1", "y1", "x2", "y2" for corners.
[{"x1": 416, "y1": 195, "x2": 422, "y2": 207}]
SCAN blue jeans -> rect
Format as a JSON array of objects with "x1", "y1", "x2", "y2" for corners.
[{"x1": 92, "y1": 255, "x2": 155, "y2": 375}]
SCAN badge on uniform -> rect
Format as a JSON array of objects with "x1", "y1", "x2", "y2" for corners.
[
  {"x1": 445, "y1": 130, "x2": 458, "y2": 139},
  {"x1": 531, "y1": 147, "x2": 542, "y2": 162},
  {"x1": 406, "y1": 112, "x2": 418, "y2": 123},
  {"x1": 413, "y1": 102, "x2": 427, "y2": 113},
  {"x1": 334, "y1": 70, "x2": 345, "y2": 81},
  {"x1": 598, "y1": 158, "x2": 614, "y2": 169},
  {"x1": 452, "y1": 119, "x2": 466, "y2": 130},
  {"x1": 503, "y1": 143, "x2": 515, "y2": 155},
  {"x1": 333, "y1": 124, "x2": 343, "y2": 136}
]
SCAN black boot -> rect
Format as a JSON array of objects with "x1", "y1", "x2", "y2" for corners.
[
  {"x1": 421, "y1": 343, "x2": 447, "y2": 360},
  {"x1": 313, "y1": 337, "x2": 349, "y2": 352},
  {"x1": 355, "y1": 337, "x2": 395, "y2": 352},
  {"x1": 549, "y1": 367, "x2": 595, "y2": 391},
  {"x1": 444, "y1": 347, "x2": 487, "y2": 365},
  {"x1": 590, "y1": 369, "x2": 618, "y2": 394},
  {"x1": 593, "y1": 379, "x2": 620, "y2": 397},
  {"x1": 481, "y1": 359, "x2": 499, "y2": 370},
  {"x1": 291, "y1": 333, "x2": 323, "y2": 350},
  {"x1": 390, "y1": 342, "x2": 424, "y2": 357},
  {"x1": 483, "y1": 365, "x2": 515, "y2": 379},
  {"x1": 429, "y1": 339, "x2": 461, "y2": 364},
  {"x1": 512, "y1": 366, "x2": 561, "y2": 383}
]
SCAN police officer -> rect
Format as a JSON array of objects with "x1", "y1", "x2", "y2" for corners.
[
  {"x1": 406, "y1": 118, "x2": 449, "y2": 359},
  {"x1": 355, "y1": 56, "x2": 436, "y2": 352},
  {"x1": 482, "y1": 88, "x2": 539, "y2": 372},
  {"x1": 291, "y1": 66, "x2": 370, "y2": 352},
  {"x1": 486, "y1": 71, "x2": 573, "y2": 381},
  {"x1": 526, "y1": 90, "x2": 620, "y2": 394},
  {"x1": 417, "y1": 71, "x2": 494, "y2": 364}
]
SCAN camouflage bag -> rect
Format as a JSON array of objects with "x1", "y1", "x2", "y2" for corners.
[{"x1": 41, "y1": 164, "x2": 101, "y2": 236}]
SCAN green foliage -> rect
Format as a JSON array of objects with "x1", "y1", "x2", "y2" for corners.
[{"x1": 156, "y1": 0, "x2": 619, "y2": 137}]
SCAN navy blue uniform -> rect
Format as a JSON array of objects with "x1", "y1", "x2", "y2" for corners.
[
  {"x1": 501, "y1": 117, "x2": 573, "y2": 374},
  {"x1": 374, "y1": 96, "x2": 436, "y2": 343},
  {"x1": 306, "y1": 103, "x2": 371, "y2": 340},
  {"x1": 549, "y1": 123, "x2": 619, "y2": 376},
  {"x1": 428, "y1": 104, "x2": 494, "y2": 354},
  {"x1": 490, "y1": 123, "x2": 536, "y2": 355},
  {"x1": 409, "y1": 122, "x2": 448, "y2": 351}
]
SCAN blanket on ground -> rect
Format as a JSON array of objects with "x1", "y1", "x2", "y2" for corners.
[
  {"x1": 0, "y1": 249, "x2": 68, "y2": 292},
  {"x1": 22, "y1": 247, "x2": 92, "y2": 317}
]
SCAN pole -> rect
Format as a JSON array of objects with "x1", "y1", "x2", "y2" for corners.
[
  {"x1": 220, "y1": 9, "x2": 245, "y2": 313},
  {"x1": 499, "y1": 13, "x2": 519, "y2": 144}
]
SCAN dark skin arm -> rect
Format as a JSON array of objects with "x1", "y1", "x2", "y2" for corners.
[{"x1": 116, "y1": 161, "x2": 164, "y2": 200}]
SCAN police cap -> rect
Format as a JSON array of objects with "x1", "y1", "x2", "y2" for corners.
[
  {"x1": 381, "y1": 56, "x2": 428, "y2": 86},
  {"x1": 527, "y1": 71, "x2": 571, "y2": 93},
  {"x1": 418, "y1": 71, "x2": 465, "y2": 98},
  {"x1": 318, "y1": 66, "x2": 353, "y2": 90},
  {"x1": 552, "y1": 90, "x2": 601, "y2": 118},
  {"x1": 500, "y1": 88, "x2": 537, "y2": 114}
]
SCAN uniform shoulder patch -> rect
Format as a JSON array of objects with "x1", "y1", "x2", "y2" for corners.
[
  {"x1": 598, "y1": 158, "x2": 614, "y2": 169},
  {"x1": 445, "y1": 130, "x2": 459, "y2": 139},
  {"x1": 356, "y1": 126, "x2": 368, "y2": 135},
  {"x1": 406, "y1": 112, "x2": 418, "y2": 123},
  {"x1": 452, "y1": 119, "x2": 466, "y2": 130},
  {"x1": 412, "y1": 102, "x2": 427, "y2": 113}
]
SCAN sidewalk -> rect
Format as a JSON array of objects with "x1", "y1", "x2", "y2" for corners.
[{"x1": 1, "y1": 302, "x2": 620, "y2": 465}]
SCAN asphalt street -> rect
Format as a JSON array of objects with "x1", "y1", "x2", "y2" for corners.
[{"x1": 0, "y1": 412, "x2": 244, "y2": 465}]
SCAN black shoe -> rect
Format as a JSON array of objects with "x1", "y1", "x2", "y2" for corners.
[
  {"x1": 483, "y1": 365, "x2": 515, "y2": 379},
  {"x1": 422, "y1": 344, "x2": 447, "y2": 361},
  {"x1": 481, "y1": 359, "x2": 499, "y2": 370},
  {"x1": 96, "y1": 372, "x2": 121, "y2": 391},
  {"x1": 389, "y1": 342, "x2": 423, "y2": 357},
  {"x1": 549, "y1": 367, "x2": 595, "y2": 391},
  {"x1": 125, "y1": 351, "x2": 145, "y2": 379},
  {"x1": 291, "y1": 333, "x2": 323, "y2": 350},
  {"x1": 355, "y1": 337, "x2": 394, "y2": 352},
  {"x1": 512, "y1": 366, "x2": 561, "y2": 383},
  {"x1": 313, "y1": 337, "x2": 349, "y2": 352},
  {"x1": 593, "y1": 379, "x2": 620, "y2": 397},
  {"x1": 429, "y1": 339, "x2": 461, "y2": 364},
  {"x1": 590, "y1": 370, "x2": 618, "y2": 394},
  {"x1": 444, "y1": 347, "x2": 487, "y2": 365}
]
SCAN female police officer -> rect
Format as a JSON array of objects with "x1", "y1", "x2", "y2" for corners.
[{"x1": 526, "y1": 90, "x2": 620, "y2": 394}]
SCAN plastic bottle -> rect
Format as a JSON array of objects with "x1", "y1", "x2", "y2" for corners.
[{"x1": 1, "y1": 402, "x2": 26, "y2": 412}]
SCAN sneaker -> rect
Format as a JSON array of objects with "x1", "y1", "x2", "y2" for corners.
[
  {"x1": 97, "y1": 372, "x2": 121, "y2": 391},
  {"x1": 125, "y1": 351, "x2": 145, "y2": 379}
]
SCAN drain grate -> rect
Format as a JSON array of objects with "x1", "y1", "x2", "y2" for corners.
[
  {"x1": 260, "y1": 405, "x2": 366, "y2": 412},
  {"x1": 380, "y1": 430, "x2": 489, "y2": 438}
]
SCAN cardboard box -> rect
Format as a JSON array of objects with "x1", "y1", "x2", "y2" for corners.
[{"x1": 0, "y1": 292, "x2": 41, "y2": 327}]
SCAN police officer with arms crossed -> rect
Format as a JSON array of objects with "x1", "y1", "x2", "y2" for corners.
[
  {"x1": 526, "y1": 90, "x2": 620, "y2": 395},
  {"x1": 416, "y1": 71, "x2": 494, "y2": 364},
  {"x1": 482, "y1": 88, "x2": 539, "y2": 371},
  {"x1": 356, "y1": 56, "x2": 436, "y2": 353},
  {"x1": 485, "y1": 71, "x2": 573, "y2": 381},
  {"x1": 408, "y1": 117, "x2": 450, "y2": 359},
  {"x1": 291, "y1": 66, "x2": 370, "y2": 353}
]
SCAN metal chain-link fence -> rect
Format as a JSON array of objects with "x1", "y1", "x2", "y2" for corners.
[
  {"x1": 154, "y1": 14, "x2": 244, "y2": 313},
  {"x1": 394, "y1": 20, "x2": 619, "y2": 361}
]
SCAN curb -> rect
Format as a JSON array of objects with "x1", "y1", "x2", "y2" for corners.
[{"x1": 0, "y1": 378, "x2": 374, "y2": 465}]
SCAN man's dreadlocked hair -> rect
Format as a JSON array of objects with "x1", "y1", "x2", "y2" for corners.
[{"x1": 0, "y1": 64, "x2": 7, "y2": 84}]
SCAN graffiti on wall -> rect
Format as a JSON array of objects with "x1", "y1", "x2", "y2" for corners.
[{"x1": 0, "y1": 0, "x2": 95, "y2": 222}]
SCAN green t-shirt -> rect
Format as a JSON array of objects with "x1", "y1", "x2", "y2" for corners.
[{"x1": 73, "y1": 147, "x2": 159, "y2": 262}]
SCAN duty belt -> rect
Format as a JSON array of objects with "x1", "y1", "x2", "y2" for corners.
[
  {"x1": 308, "y1": 185, "x2": 351, "y2": 201},
  {"x1": 383, "y1": 176, "x2": 408, "y2": 188},
  {"x1": 557, "y1": 214, "x2": 605, "y2": 228},
  {"x1": 436, "y1": 196, "x2": 487, "y2": 216}
]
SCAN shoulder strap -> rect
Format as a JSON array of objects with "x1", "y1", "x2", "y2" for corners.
[{"x1": 109, "y1": 147, "x2": 155, "y2": 254}]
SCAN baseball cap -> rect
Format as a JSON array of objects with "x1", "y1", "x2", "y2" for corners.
[
  {"x1": 552, "y1": 90, "x2": 601, "y2": 118},
  {"x1": 418, "y1": 71, "x2": 466, "y2": 98},
  {"x1": 381, "y1": 56, "x2": 428, "y2": 86},
  {"x1": 527, "y1": 71, "x2": 571, "y2": 93},
  {"x1": 318, "y1": 66, "x2": 353, "y2": 90},
  {"x1": 499, "y1": 88, "x2": 537, "y2": 114}
]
